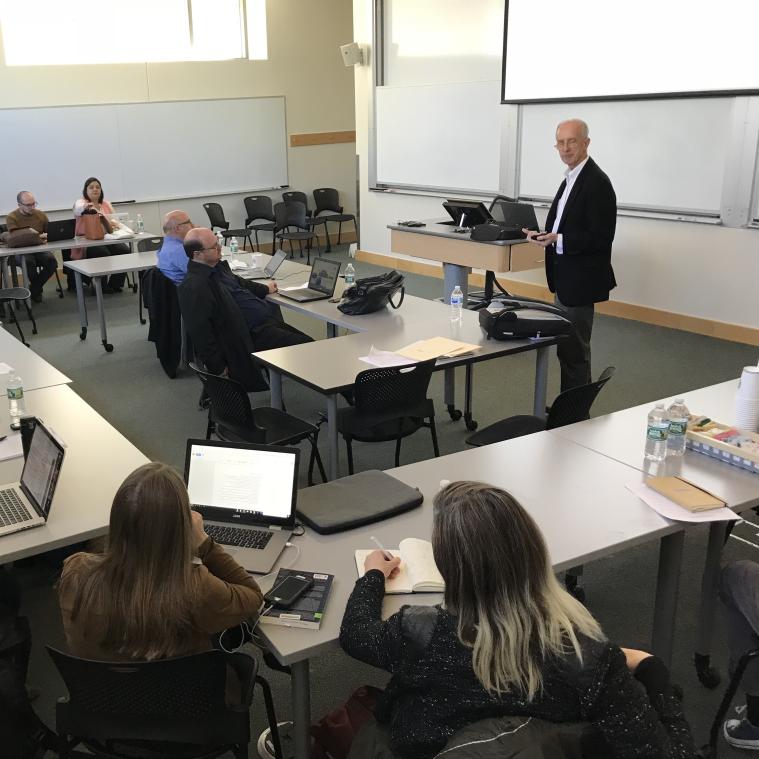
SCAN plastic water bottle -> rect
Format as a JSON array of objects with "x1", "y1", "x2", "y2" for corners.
[
  {"x1": 216, "y1": 230, "x2": 224, "y2": 248},
  {"x1": 229, "y1": 237, "x2": 239, "y2": 254},
  {"x1": 667, "y1": 397, "x2": 690, "y2": 457},
  {"x1": 6, "y1": 372, "x2": 25, "y2": 428},
  {"x1": 450, "y1": 285, "x2": 464, "y2": 322},
  {"x1": 344, "y1": 262, "x2": 355, "y2": 286},
  {"x1": 136, "y1": 213, "x2": 144, "y2": 233},
  {"x1": 644, "y1": 402, "x2": 669, "y2": 462}
]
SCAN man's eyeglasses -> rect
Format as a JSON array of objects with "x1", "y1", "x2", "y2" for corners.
[
  {"x1": 177, "y1": 219, "x2": 192, "y2": 227},
  {"x1": 20, "y1": 201, "x2": 37, "y2": 208}
]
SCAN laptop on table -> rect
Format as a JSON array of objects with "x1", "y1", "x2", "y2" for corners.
[
  {"x1": 184, "y1": 440, "x2": 300, "y2": 574},
  {"x1": 489, "y1": 200, "x2": 539, "y2": 232},
  {"x1": 243, "y1": 248, "x2": 288, "y2": 280},
  {"x1": 0, "y1": 421, "x2": 65, "y2": 538},
  {"x1": 277, "y1": 257, "x2": 340, "y2": 303},
  {"x1": 46, "y1": 219, "x2": 76, "y2": 243}
]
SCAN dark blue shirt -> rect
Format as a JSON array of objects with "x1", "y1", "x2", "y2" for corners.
[{"x1": 213, "y1": 264, "x2": 275, "y2": 330}]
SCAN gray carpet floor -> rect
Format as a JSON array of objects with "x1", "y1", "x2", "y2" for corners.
[{"x1": 5, "y1": 246, "x2": 759, "y2": 757}]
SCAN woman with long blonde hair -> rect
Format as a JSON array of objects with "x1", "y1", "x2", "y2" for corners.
[
  {"x1": 58, "y1": 462, "x2": 263, "y2": 661},
  {"x1": 340, "y1": 481, "x2": 696, "y2": 758}
]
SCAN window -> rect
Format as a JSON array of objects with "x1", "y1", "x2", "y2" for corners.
[{"x1": 0, "y1": 0, "x2": 267, "y2": 65}]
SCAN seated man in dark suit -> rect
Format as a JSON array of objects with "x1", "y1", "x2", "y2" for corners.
[{"x1": 178, "y1": 228, "x2": 311, "y2": 385}]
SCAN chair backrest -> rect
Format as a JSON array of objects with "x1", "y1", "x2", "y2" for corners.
[
  {"x1": 313, "y1": 187, "x2": 341, "y2": 214},
  {"x1": 244, "y1": 195, "x2": 274, "y2": 223},
  {"x1": 137, "y1": 236, "x2": 164, "y2": 252},
  {"x1": 190, "y1": 362, "x2": 266, "y2": 442},
  {"x1": 546, "y1": 366, "x2": 616, "y2": 430},
  {"x1": 354, "y1": 359, "x2": 436, "y2": 415},
  {"x1": 203, "y1": 202, "x2": 228, "y2": 231},
  {"x1": 274, "y1": 200, "x2": 307, "y2": 230},
  {"x1": 47, "y1": 646, "x2": 227, "y2": 720},
  {"x1": 282, "y1": 191, "x2": 310, "y2": 213}
]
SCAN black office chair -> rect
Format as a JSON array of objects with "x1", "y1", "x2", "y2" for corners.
[
  {"x1": 273, "y1": 201, "x2": 320, "y2": 265},
  {"x1": 203, "y1": 202, "x2": 253, "y2": 250},
  {"x1": 0, "y1": 287, "x2": 36, "y2": 345},
  {"x1": 282, "y1": 191, "x2": 330, "y2": 252},
  {"x1": 243, "y1": 196, "x2": 277, "y2": 251},
  {"x1": 465, "y1": 367, "x2": 616, "y2": 447},
  {"x1": 313, "y1": 187, "x2": 356, "y2": 247},
  {"x1": 337, "y1": 360, "x2": 439, "y2": 475},
  {"x1": 191, "y1": 363, "x2": 327, "y2": 485},
  {"x1": 47, "y1": 646, "x2": 283, "y2": 759}
]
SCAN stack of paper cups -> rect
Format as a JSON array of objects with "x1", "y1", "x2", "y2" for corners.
[{"x1": 735, "y1": 365, "x2": 759, "y2": 432}]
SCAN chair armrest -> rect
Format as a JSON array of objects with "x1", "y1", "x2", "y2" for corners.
[{"x1": 225, "y1": 643, "x2": 260, "y2": 707}]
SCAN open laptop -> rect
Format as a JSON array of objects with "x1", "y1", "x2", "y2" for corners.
[
  {"x1": 46, "y1": 219, "x2": 76, "y2": 243},
  {"x1": 490, "y1": 200, "x2": 539, "y2": 232},
  {"x1": 184, "y1": 440, "x2": 300, "y2": 573},
  {"x1": 277, "y1": 257, "x2": 340, "y2": 303},
  {"x1": 0, "y1": 420, "x2": 65, "y2": 538},
  {"x1": 243, "y1": 248, "x2": 288, "y2": 280}
]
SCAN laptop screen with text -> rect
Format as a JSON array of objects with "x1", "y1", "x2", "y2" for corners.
[
  {"x1": 19, "y1": 422, "x2": 65, "y2": 518},
  {"x1": 186, "y1": 442, "x2": 297, "y2": 522}
]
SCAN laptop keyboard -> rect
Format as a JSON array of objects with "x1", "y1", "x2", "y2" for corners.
[
  {"x1": 205, "y1": 523, "x2": 273, "y2": 550},
  {"x1": 0, "y1": 488, "x2": 33, "y2": 527}
]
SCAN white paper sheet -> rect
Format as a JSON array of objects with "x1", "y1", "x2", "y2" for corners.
[
  {"x1": 359, "y1": 346, "x2": 419, "y2": 368},
  {"x1": 228, "y1": 259, "x2": 248, "y2": 270},
  {"x1": 280, "y1": 282, "x2": 309, "y2": 291},
  {"x1": 0, "y1": 432, "x2": 23, "y2": 462},
  {"x1": 627, "y1": 481, "x2": 739, "y2": 523}
]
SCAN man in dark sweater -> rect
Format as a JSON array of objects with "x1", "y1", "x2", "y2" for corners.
[
  {"x1": 5, "y1": 191, "x2": 57, "y2": 302},
  {"x1": 178, "y1": 228, "x2": 311, "y2": 383}
]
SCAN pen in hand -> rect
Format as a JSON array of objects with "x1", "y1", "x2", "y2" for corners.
[{"x1": 370, "y1": 535, "x2": 394, "y2": 561}]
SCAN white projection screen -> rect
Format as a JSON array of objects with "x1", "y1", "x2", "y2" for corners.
[{"x1": 502, "y1": 0, "x2": 759, "y2": 103}]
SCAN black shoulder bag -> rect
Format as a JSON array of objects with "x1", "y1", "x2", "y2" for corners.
[{"x1": 337, "y1": 270, "x2": 405, "y2": 315}]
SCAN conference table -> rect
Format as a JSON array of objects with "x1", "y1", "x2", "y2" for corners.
[
  {"x1": 63, "y1": 238, "x2": 158, "y2": 352},
  {"x1": 256, "y1": 432, "x2": 690, "y2": 759},
  {"x1": 0, "y1": 384, "x2": 149, "y2": 565},
  {"x1": 0, "y1": 327, "x2": 71, "y2": 392},
  {"x1": 549, "y1": 379, "x2": 759, "y2": 684}
]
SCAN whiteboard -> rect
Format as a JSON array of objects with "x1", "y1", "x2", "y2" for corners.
[
  {"x1": 519, "y1": 98, "x2": 733, "y2": 213},
  {"x1": 0, "y1": 97, "x2": 288, "y2": 211},
  {"x1": 376, "y1": 81, "x2": 502, "y2": 193}
]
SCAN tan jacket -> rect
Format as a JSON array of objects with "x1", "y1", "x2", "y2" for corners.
[{"x1": 58, "y1": 537, "x2": 264, "y2": 660}]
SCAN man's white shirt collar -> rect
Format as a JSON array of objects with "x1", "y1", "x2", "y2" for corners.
[{"x1": 564, "y1": 156, "x2": 590, "y2": 184}]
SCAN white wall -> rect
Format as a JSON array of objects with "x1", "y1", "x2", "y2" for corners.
[
  {"x1": 353, "y1": 0, "x2": 759, "y2": 332},
  {"x1": 0, "y1": 0, "x2": 356, "y2": 233}
]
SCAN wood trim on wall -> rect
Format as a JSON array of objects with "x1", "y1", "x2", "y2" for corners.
[
  {"x1": 356, "y1": 250, "x2": 759, "y2": 346},
  {"x1": 289, "y1": 130, "x2": 356, "y2": 147}
]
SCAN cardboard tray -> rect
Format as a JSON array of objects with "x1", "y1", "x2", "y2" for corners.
[{"x1": 686, "y1": 420, "x2": 759, "y2": 475}]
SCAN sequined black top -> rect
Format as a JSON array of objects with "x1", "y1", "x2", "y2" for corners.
[{"x1": 340, "y1": 571, "x2": 696, "y2": 759}]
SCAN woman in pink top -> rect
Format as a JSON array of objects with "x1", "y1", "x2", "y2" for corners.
[{"x1": 68, "y1": 177, "x2": 130, "y2": 293}]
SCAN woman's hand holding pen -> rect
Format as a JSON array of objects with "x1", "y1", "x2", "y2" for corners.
[{"x1": 365, "y1": 550, "x2": 401, "y2": 579}]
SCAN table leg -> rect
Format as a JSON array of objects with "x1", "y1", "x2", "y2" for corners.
[
  {"x1": 269, "y1": 370, "x2": 283, "y2": 410},
  {"x1": 92, "y1": 277, "x2": 113, "y2": 352},
  {"x1": 327, "y1": 323, "x2": 337, "y2": 339},
  {"x1": 693, "y1": 521, "x2": 730, "y2": 688},
  {"x1": 463, "y1": 363, "x2": 477, "y2": 431},
  {"x1": 442, "y1": 263, "x2": 469, "y2": 304},
  {"x1": 651, "y1": 531, "x2": 685, "y2": 666},
  {"x1": 0, "y1": 260, "x2": 11, "y2": 320},
  {"x1": 74, "y1": 272, "x2": 88, "y2": 340},
  {"x1": 327, "y1": 393, "x2": 339, "y2": 480},
  {"x1": 291, "y1": 659, "x2": 312, "y2": 759},
  {"x1": 444, "y1": 366, "x2": 462, "y2": 421},
  {"x1": 533, "y1": 345, "x2": 549, "y2": 418}
]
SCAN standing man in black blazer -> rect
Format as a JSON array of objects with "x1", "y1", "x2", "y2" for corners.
[{"x1": 524, "y1": 119, "x2": 617, "y2": 391}]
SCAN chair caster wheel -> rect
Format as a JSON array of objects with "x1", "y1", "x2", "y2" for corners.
[
  {"x1": 465, "y1": 416, "x2": 478, "y2": 431},
  {"x1": 694, "y1": 654, "x2": 721, "y2": 689},
  {"x1": 103, "y1": 341, "x2": 114, "y2": 352},
  {"x1": 447, "y1": 406, "x2": 462, "y2": 421},
  {"x1": 79, "y1": 328, "x2": 87, "y2": 340}
]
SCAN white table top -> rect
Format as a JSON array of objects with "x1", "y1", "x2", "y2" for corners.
[
  {"x1": 0, "y1": 385, "x2": 149, "y2": 563},
  {"x1": 256, "y1": 433, "x2": 674, "y2": 665},
  {"x1": 0, "y1": 231, "x2": 157, "y2": 258},
  {"x1": 0, "y1": 328, "x2": 71, "y2": 392},
  {"x1": 550, "y1": 379, "x2": 759, "y2": 512},
  {"x1": 63, "y1": 249, "x2": 158, "y2": 277}
]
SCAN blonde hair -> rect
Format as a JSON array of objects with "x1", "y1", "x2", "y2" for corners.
[
  {"x1": 432, "y1": 481, "x2": 604, "y2": 700},
  {"x1": 59, "y1": 463, "x2": 197, "y2": 660}
]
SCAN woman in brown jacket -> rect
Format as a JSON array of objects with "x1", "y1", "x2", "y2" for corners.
[{"x1": 58, "y1": 462, "x2": 263, "y2": 661}]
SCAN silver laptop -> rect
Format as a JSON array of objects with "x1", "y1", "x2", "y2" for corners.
[
  {"x1": 277, "y1": 257, "x2": 340, "y2": 303},
  {"x1": 243, "y1": 248, "x2": 288, "y2": 280},
  {"x1": 184, "y1": 439, "x2": 300, "y2": 574},
  {"x1": 0, "y1": 421, "x2": 65, "y2": 538}
]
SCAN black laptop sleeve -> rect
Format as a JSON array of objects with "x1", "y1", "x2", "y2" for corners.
[{"x1": 296, "y1": 470, "x2": 423, "y2": 534}]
